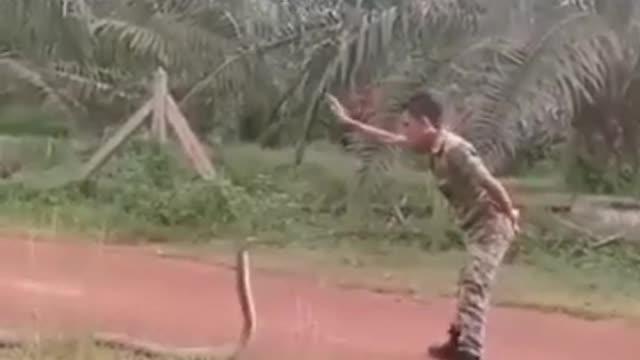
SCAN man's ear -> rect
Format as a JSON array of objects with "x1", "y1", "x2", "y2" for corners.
[{"x1": 420, "y1": 116, "x2": 435, "y2": 129}]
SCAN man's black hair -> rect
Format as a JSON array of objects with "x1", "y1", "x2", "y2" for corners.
[{"x1": 403, "y1": 91, "x2": 443, "y2": 128}]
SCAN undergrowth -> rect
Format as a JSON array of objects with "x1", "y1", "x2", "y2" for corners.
[
  {"x1": 0, "y1": 340, "x2": 172, "y2": 360},
  {"x1": 0, "y1": 137, "x2": 638, "y2": 298},
  {"x1": 0, "y1": 138, "x2": 460, "y2": 247}
]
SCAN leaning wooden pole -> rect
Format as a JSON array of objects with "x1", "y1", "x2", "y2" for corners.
[
  {"x1": 79, "y1": 68, "x2": 215, "y2": 181},
  {"x1": 165, "y1": 95, "x2": 216, "y2": 179},
  {"x1": 151, "y1": 67, "x2": 168, "y2": 143},
  {"x1": 80, "y1": 100, "x2": 152, "y2": 180}
]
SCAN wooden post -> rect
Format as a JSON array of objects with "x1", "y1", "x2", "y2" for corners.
[
  {"x1": 165, "y1": 95, "x2": 215, "y2": 179},
  {"x1": 151, "y1": 67, "x2": 168, "y2": 143},
  {"x1": 80, "y1": 100, "x2": 152, "y2": 179},
  {"x1": 78, "y1": 69, "x2": 215, "y2": 182}
]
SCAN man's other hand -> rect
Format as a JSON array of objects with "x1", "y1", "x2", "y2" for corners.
[{"x1": 509, "y1": 207, "x2": 520, "y2": 233}]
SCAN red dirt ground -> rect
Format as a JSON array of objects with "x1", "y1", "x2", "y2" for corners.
[{"x1": 0, "y1": 237, "x2": 638, "y2": 360}]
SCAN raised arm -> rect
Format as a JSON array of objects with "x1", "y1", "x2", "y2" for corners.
[{"x1": 326, "y1": 94, "x2": 408, "y2": 145}]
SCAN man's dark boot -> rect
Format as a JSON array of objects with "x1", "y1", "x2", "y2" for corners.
[
  {"x1": 427, "y1": 326, "x2": 480, "y2": 360},
  {"x1": 427, "y1": 326, "x2": 459, "y2": 359},
  {"x1": 455, "y1": 350, "x2": 480, "y2": 360}
]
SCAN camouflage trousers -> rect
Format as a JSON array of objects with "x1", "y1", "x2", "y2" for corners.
[{"x1": 453, "y1": 213, "x2": 515, "y2": 358}]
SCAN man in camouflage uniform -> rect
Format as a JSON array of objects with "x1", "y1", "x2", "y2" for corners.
[{"x1": 327, "y1": 91, "x2": 519, "y2": 360}]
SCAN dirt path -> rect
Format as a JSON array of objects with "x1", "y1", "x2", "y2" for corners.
[{"x1": 0, "y1": 237, "x2": 638, "y2": 360}]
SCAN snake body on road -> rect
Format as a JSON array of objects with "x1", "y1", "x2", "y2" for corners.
[{"x1": 0, "y1": 241, "x2": 257, "y2": 360}]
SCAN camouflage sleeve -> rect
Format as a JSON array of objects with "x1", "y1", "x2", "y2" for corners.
[{"x1": 448, "y1": 143, "x2": 514, "y2": 214}]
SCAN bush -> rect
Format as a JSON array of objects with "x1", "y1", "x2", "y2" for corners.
[
  {"x1": 0, "y1": 138, "x2": 462, "y2": 247},
  {"x1": 0, "y1": 139, "x2": 305, "y2": 238}
]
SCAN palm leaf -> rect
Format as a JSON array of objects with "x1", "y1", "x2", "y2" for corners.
[
  {"x1": 0, "y1": 57, "x2": 81, "y2": 122},
  {"x1": 458, "y1": 11, "x2": 624, "y2": 173},
  {"x1": 309, "y1": 0, "x2": 484, "y2": 215}
]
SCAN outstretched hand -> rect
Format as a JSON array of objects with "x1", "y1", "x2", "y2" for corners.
[
  {"x1": 325, "y1": 94, "x2": 358, "y2": 126},
  {"x1": 325, "y1": 93, "x2": 407, "y2": 145}
]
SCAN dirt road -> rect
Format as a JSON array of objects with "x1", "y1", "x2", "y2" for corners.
[{"x1": 0, "y1": 237, "x2": 638, "y2": 360}]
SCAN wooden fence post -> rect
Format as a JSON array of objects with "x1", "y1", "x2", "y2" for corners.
[
  {"x1": 80, "y1": 100, "x2": 152, "y2": 179},
  {"x1": 151, "y1": 67, "x2": 168, "y2": 143},
  {"x1": 165, "y1": 96, "x2": 216, "y2": 179}
]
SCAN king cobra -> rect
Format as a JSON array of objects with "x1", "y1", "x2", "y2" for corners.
[{"x1": 0, "y1": 239, "x2": 257, "y2": 359}]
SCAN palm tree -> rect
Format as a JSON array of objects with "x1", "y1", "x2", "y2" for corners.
[
  {"x1": 331, "y1": 0, "x2": 639, "y2": 182},
  {"x1": 0, "y1": 0, "x2": 260, "y2": 136},
  {"x1": 1, "y1": 0, "x2": 639, "y2": 196}
]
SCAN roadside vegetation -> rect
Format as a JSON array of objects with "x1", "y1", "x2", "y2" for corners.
[{"x1": 0, "y1": 0, "x2": 639, "y2": 336}]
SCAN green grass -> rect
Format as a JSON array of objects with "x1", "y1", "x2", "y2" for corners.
[
  {"x1": 0, "y1": 339, "x2": 174, "y2": 360},
  {"x1": 0, "y1": 138, "x2": 637, "y2": 323}
]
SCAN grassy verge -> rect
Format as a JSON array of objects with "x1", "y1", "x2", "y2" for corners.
[
  {"x1": 0, "y1": 339, "x2": 169, "y2": 360},
  {"x1": 125, "y1": 237, "x2": 640, "y2": 321},
  {"x1": 0, "y1": 139, "x2": 638, "y2": 322},
  {"x1": 4, "y1": 222, "x2": 640, "y2": 322}
]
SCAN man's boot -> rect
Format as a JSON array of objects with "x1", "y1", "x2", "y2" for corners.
[
  {"x1": 427, "y1": 325, "x2": 459, "y2": 359},
  {"x1": 427, "y1": 326, "x2": 480, "y2": 360}
]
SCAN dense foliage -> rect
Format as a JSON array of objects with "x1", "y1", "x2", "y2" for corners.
[
  {"x1": 0, "y1": 1, "x2": 638, "y2": 178},
  {"x1": 0, "y1": 0, "x2": 639, "y2": 254}
]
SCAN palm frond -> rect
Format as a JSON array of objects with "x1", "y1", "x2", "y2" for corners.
[
  {"x1": 307, "y1": 0, "x2": 485, "y2": 213},
  {"x1": 458, "y1": 11, "x2": 624, "y2": 173},
  {"x1": 90, "y1": 18, "x2": 172, "y2": 66},
  {"x1": 0, "y1": 56, "x2": 81, "y2": 121},
  {"x1": 0, "y1": 0, "x2": 94, "y2": 62}
]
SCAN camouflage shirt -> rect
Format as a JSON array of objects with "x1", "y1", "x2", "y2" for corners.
[{"x1": 429, "y1": 131, "x2": 501, "y2": 230}]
